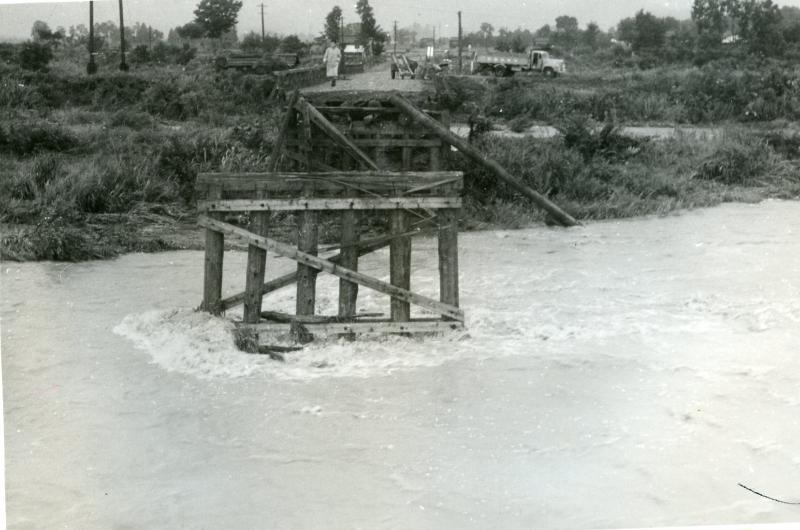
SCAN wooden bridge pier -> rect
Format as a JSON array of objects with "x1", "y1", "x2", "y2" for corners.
[{"x1": 198, "y1": 95, "x2": 465, "y2": 343}]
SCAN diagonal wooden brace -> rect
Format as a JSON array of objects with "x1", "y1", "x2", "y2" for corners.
[
  {"x1": 198, "y1": 215, "x2": 464, "y2": 322},
  {"x1": 294, "y1": 97, "x2": 380, "y2": 170}
]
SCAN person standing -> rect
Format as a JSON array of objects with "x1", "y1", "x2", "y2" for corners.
[{"x1": 322, "y1": 41, "x2": 342, "y2": 87}]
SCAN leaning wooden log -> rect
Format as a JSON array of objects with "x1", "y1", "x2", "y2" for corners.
[
  {"x1": 294, "y1": 97, "x2": 380, "y2": 170},
  {"x1": 218, "y1": 225, "x2": 437, "y2": 312},
  {"x1": 388, "y1": 92, "x2": 579, "y2": 228},
  {"x1": 199, "y1": 215, "x2": 464, "y2": 322}
]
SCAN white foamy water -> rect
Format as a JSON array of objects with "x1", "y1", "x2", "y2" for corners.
[{"x1": 3, "y1": 200, "x2": 800, "y2": 529}]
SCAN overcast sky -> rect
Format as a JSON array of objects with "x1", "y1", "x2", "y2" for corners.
[{"x1": 2, "y1": 0, "x2": 800, "y2": 41}]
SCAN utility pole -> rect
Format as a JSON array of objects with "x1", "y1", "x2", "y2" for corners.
[
  {"x1": 457, "y1": 11, "x2": 462, "y2": 74},
  {"x1": 148, "y1": 25, "x2": 152, "y2": 50},
  {"x1": 339, "y1": 15, "x2": 345, "y2": 79},
  {"x1": 259, "y1": 3, "x2": 265, "y2": 49},
  {"x1": 393, "y1": 20, "x2": 397, "y2": 55},
  {"x1": 118, "y1": 0, "x2": 128, "y2": 71},
  {"x1": 87, "y1": 0, "x2": 97, "y2": 74}
]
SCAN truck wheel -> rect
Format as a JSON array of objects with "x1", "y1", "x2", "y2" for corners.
[
  {"x1": 494, "y1": 65, "x2": 507, "y2": 77},
  {"x1": 543, "y1": 67, "x2": 557, "y2": 78}
]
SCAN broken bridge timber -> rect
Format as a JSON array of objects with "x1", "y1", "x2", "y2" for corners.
[{"x1": 197, "y1": 91, "x2": 464, "y2": 343}]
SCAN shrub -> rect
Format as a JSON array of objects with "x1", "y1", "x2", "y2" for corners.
[
  {"x1": 154, "y1": 136, "x2": 199, "y2": 202},
  {"x1": 0, "y1": 120, "x2": 78, "y2": 155},
  {"x1": 108, "y1": 109, "x2": 155, "y2": 129},
  {"x1": 558, "y1": 117, "x2": 647, "y2": 162},
  {"x1": 693, "y1": 134, "x2": 784, "y2": 185},
  {"x1": 1, "y1": 216, "x2": 96, "y2": 261},
  {"x1": 17, "y1": 42, "x2": 53, "y2": 71},
  {"x1": 130, "y1": 45, "x2": 151, "y2": 65}
]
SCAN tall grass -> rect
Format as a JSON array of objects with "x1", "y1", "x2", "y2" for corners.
[
  {"x1": 455, "y1": 122, "x2": 800, "y2": 225},
  {"x1": 481, "y1": 58, "x2": 800, "y2": 125}
]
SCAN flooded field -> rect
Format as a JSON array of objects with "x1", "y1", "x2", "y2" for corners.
[{"x1": 3, "y1": 201, "x2": 799, "y2": 529}]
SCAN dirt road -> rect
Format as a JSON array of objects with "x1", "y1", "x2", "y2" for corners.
[{"x1": 301, "y1": 64, "x2": 427, "y2": 94}]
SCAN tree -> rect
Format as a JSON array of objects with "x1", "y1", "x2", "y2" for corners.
[
  {"x1": 781, "y1": 6, "x2": 800, "y2": 44},
  {"x1": 536, "y1": 24, "x2": 552, "y2": 39},
  {"x1": 692, "y1": 0, "x2": 729, "y2": 48},
  {"x1": 356, "y1": 0, "x2": 386, "y2": 54},
  {"x1": 131, "y1": 23, "x2": 163, "y2": 47},
  {"x1": 281, "y1": 34, "x2": 305, "y2": 55},
  {"x1": 31, "y1": 21, "x2": 64, "y2": 45},
  {"x1": 193, "y1": 0, "x2": 243, "y2": 39},
  {"x1": 18, "y1": 41, "x2": 53, "y2": 71},
  {"x1": 632, "y1": 10, "x2": 668, "y2": 51},
  {"x1": 555, "y1": 15, "x2": 579, "y2": 33},
  {"x1": 554, "y1": 15, "x2": 580, "y2": 48},
  {"x1": 176, "y1": 21, "x2": 205, "y2": 40},
  {"x1": 664, "y1": 20, "x2": 697, "y2": 61},
  {"x1": 583, "y1": 22, "x2": 600, "y2": 47},
  {"x1": 480, "y1": 22, "x2": 494, "y2": 39},
  {"x1": 324, "y1": 6, "x2": 342, "y2": 44},
  {"x1": 739, "y1": 0, "x2": 785, "y2": 55},
  {"x1": 240, "y1": 31, "x2": 278, "y2": 52}
]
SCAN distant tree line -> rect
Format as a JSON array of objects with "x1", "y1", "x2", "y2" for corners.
[
  {"x1": 437, "y1": 0, "x2": 800, "y2": 65},
  {"x1": 7, "y1": 0, "x2": 799, "y2": 74}
]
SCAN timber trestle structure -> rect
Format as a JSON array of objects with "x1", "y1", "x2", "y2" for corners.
[{"x1": 198, "y1": 91, "x2": 464, "y2": 343}]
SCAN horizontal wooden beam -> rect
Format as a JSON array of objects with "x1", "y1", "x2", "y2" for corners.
[
  {"x1": 198, "y1": 215, "x2": 464, "y2": 321},
  {"x1": 316, "y1": 106, "x2": 442, "y2": 117},
  {"x1": 286, "y1": 138, "x2": 442, "y2": 148},
  {"x1": 198, "y1": 171, "x2": 462, "y2": 182},
  {"x1": 240, "y1": 319, "x2": 464, "y2": 338},
  {"x1": 196, "y1": 171, "x2": 462, "y2": 193},
  {"x1": 260, "y1": 310, "x2": 384, "y2": 323},
  {"x1": 199, "y1": 197, "x2": 462, "y2": 212}
]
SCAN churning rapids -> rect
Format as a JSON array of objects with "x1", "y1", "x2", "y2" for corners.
[{"x1": 3, "y1": 201, "x2": 800, "y2": 529}]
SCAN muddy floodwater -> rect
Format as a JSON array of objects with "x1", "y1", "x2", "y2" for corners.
[{"x1": 3, "y1": 201, "x2": 799, "y2": 529}]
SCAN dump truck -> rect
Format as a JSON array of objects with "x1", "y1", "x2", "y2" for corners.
[
  {"x1": 470, "y1": 49, "x2": 566, "y2": 77},
  {"x1": 343, "y1": 44, "x2": 366, "y2": 74}
]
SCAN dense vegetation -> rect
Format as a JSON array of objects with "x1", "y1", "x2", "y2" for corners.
[{"x1": 2, "y1": 0, "x2": 800, "y2": 261}]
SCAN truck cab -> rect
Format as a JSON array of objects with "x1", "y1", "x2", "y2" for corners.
[{"x1": 530, "y1": 50, "x2": 566, "y2": 77}]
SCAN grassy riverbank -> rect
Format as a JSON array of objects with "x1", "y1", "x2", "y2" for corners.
[{"x1": 2, "y1": 60, "x2": 800, "y2": 261}]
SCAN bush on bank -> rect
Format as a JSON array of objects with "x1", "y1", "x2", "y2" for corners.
[
  {"x1": 454, "y1": 121, "x2": 800, "y2": 223},
  {"x1": 479, "y1": 58, "x2": 800, "y2": 125}
]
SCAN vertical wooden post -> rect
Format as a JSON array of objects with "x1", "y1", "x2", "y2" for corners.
[
  {"x1": 297, "y1": 104, "x2": 318, "y2": 316},
  {"x1": 301, "y1": 104, "x2": 312, "y2": 171},
  {"x1": 432, "y1": 110, "x2": 458, "y2": 317},
  {"x1": 296, "y1": 206, "x2": 319, "y2": 316},
  {"x1": 338, "y1": 210, "x2": 359, "y2": 317},
  {"x1": 401, "y1": 138, "x2": 412, "y2": 171},
  {"x1": 390, "y1": 118, "x2": 413, "y2": 322},
  {"x1": 243, "y1": 197, "x2": 270, "y2": 324},
  {"x1": 390, "y1": 210, "x2": 411, "y2": 321},
  {"x1": 202, "y1": 186, "x2": 224, "y2": 315},
  {"x1": 439, "y1": 110, "x2": 450, "y2": 166},
  {"x1": 437, "y1": 209, "x2": 459, "y2": 314}
]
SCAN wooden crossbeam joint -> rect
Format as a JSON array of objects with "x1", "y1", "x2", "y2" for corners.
[{"x1": 199, "y1": 215, "x2": 464, "y2": 322}]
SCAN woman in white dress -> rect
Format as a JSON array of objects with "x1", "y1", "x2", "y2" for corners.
[{"x1": 322, "y1": 41, "x2": 342, "y2": 87}]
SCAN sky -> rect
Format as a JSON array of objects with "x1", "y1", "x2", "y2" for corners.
[{"x1": 1, "y1": 0, "x2": 799, "y2": 42}]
